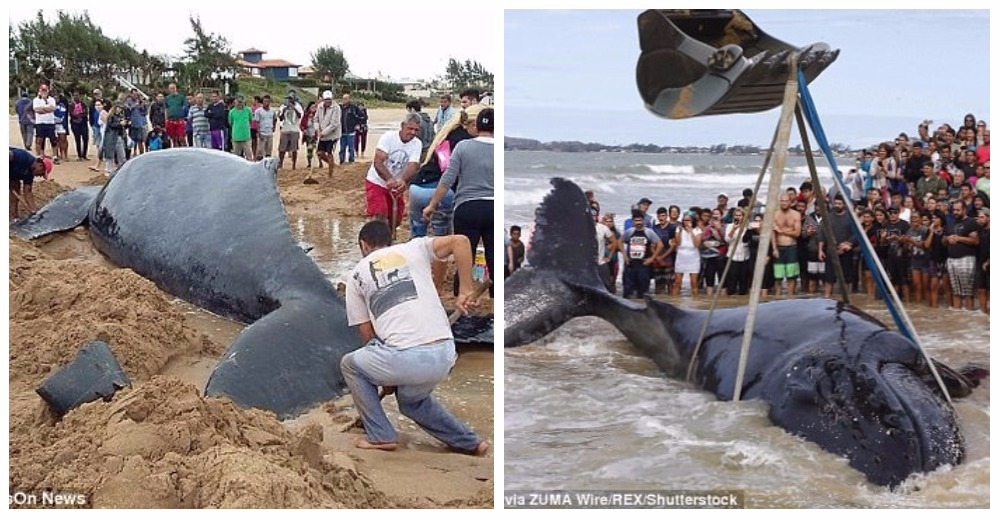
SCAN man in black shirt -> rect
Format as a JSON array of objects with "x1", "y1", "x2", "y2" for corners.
[
  {"x1": 881, "y1": 205, "x2": 912, "y2": 300},
  {"x1": 905, "y1": 142, "x2": 932, "y2": 188},
  {"x1": 975, "y1": 208, "x2": 989, "y2": 314},
  {"x1": 817, "y1": 195, "x2": 858, "y2": 298},
  {"x1": 944, "y1": 200, "x2": 981, "y2": 310}
]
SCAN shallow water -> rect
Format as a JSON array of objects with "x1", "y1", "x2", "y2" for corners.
[
  {"x1": 503, "y1": 151, "x2": 989, "y2": 507},
  {"x1": 503, "y1": 296, "x2": 989, "y2": 507}
]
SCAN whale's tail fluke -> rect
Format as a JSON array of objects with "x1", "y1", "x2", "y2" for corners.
[
  {"x1": 505, "y1": 178, "x2": 674, "y2": 350},
  {"x1": 504, "y1": 178, "x2": 604, "y2": 347}
]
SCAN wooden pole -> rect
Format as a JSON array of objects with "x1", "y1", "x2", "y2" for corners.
[
  {"x1": 687, "y1": 124, "x2": 781, "y2": 382},
  {"x1": 732, "y1": 54, "x2": 799, "y2": 402}
]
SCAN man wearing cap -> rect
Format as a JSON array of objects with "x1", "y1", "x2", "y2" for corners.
[
  {"x1": 9, "y1": 147, "x2": 52, "y2": 220},
  {"x1": 623, "y1": 197, "x2": 654, "y2": 231},
  {"x1": 32, "y1": 84, "x2": 58, "y2": 159},
  {"x1": 881, "y1": 204, "x2": 912, "y2": 300},
  {"x1": 314, "y1": 90, "x2": 342, "y2": 178}
]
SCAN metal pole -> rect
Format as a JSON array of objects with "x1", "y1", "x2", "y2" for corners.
[
  {"x1": 794, "y1": 103, "x2": 850, "y2": 304},
  {"x1": 732, "y1": 54, "x2": 799, "y2": 402},
  {"x1": 687, "y1": 123, "x2": 781, "y2": 382}
]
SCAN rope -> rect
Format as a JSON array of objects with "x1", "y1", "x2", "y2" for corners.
[{"x1": 796, "y1": 70, "x2": 952, "y2": 403}]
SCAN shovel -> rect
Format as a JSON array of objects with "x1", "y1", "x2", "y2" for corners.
[{"x1": 303, "y1": 166, "x2": 319, "y2": 185}]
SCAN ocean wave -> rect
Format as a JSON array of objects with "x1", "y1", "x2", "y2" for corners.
[{"x1": 645, "y1": 164, "x2": 697, "y2": 175}]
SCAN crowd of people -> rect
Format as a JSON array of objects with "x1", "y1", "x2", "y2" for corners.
[
  {"x1": 13, "y1": 82, "x2": 373, "y2": 177},
  {"x1": 506, "y1": 115, "x2": 990, "y2": 315}
]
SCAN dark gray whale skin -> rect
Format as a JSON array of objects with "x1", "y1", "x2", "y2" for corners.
[
  {"x1": 505, "y1": 177, "x2": 966, "y2": 488},
  {"x1": 13, "y1": 149, "x2": 359, "y2": 419}
]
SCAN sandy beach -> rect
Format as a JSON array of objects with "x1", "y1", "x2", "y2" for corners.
[{"x1": 8, "y1": 109, "x2": 494, "y2": 508}]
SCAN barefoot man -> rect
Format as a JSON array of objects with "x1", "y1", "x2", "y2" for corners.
[
  {"x1": 341, "y1": 220, "x2": 490, "y2": 455},
  {"x1": 771, "y1": 193, "x2": 802, "y2": 296}
]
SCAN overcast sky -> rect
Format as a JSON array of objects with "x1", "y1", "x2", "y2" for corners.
[
  {"x1": 9, "y1": 8, "x2": 500, "y2": 82},
  {"x1": 505, "y1": 9, "x2": 990, "y2": 148}
]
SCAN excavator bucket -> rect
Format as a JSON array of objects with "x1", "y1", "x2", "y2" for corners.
[{"x1": 636, "y1": 9, "x2": 839, "y2": 119}]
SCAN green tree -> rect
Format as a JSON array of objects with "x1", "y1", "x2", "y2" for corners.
[
  {"x1": 10, "y1": 11, "x2": 144, "y2": 91},
  {"x1": 444, "y1": 58, "x2": 494, "y2": 92},
  {"x1": 311, "y1": 46, "x2": 349, "y2": 90},
  {"x1": 180, "y1": 16, "x2": 237, "y2": 88}
]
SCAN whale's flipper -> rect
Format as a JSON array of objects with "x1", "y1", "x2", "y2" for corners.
[
  {"x1": 10, "y1": 186, "x2": 103, "y2": 239},
  {"x1": 204, "y1": 297, "x2": 360, "y2": 420},
  {"x1": 36, "y1": 340, "x2": 131, "y2": 416}
]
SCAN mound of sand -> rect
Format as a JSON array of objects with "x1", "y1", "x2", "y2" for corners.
[{"x1": 11, "y1": 376, "x2": 391, "y2": 508}]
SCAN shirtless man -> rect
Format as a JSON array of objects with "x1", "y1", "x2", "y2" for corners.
[{"x1": 771, "y1": 193, "x2": 802, "y2": 296}]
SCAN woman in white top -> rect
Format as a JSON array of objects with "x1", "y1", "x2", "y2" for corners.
[
  {"x1": 89, "y1": 100, "x2": 110, "y2": 173},
  {"x1": 672, "y1": 213, "x2": 702, "y2": 296},
  {"x1": 724, "y1": 207, "x2": 751, "y2": 295},
  {"x1": 868, "y1": 142, "x2": 897, "y2": 195}
]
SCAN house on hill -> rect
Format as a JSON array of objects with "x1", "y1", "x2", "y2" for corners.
[{"x1": 237, "y1": 48, "x2": 300, "y2": 80}]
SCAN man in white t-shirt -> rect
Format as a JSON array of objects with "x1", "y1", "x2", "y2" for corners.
[
  {"x1": 595, "y1": 219, "x2": 616, "y2": 291},
  {"x1": 365, "y1": 114, "x2": 422, "y2": 229},
  {"x1": 341, "y1": 220, "x2": 489, "y2": 455},
  {"x1": 32, "y1": 84, "x2": 58, "y2": 159}
]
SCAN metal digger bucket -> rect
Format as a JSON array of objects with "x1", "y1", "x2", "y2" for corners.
[{"x1": 636, "y1": 9, "x2": 839, "y2": 119}]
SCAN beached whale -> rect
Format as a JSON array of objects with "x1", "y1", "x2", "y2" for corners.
[
  {"x1": 504, "y1": 177, "x2": 972, "y2": 488},
  {"x1": 11, "y1": 149, "x2": 487, "y2": 419}
]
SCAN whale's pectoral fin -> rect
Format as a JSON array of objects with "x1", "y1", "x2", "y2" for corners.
[
  {"x1": 205, "y1": 298, "x2": 360, "y2": 419},
  {"x1": 10, "y1": 186, "x2": 103, "y2": 239}
]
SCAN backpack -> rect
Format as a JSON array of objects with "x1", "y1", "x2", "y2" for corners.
[{"x1": 419, "y1": 112, "x2": 434, "y2": 147}]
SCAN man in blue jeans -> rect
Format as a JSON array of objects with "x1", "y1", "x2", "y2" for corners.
[
  {"x1": 341, "y1": 220, "x2": 489, "y2": 455},
  {"x1": 338, "y1": 93, "x2": 360, "y2": 164}
]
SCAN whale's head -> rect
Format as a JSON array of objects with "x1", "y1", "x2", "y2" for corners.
[{"x1": 765, "y1": 330, "x2": 964, "y2": 488}]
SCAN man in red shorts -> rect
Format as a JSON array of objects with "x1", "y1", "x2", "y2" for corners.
[
  {"x1": 365, "y1": 114, "x2": 422, "y2": 229},
  {"x1": 163, "y1": 83, "x2": 188, "y2": 148}
]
